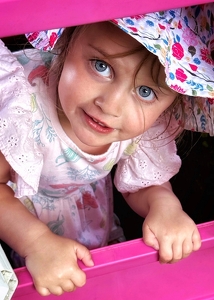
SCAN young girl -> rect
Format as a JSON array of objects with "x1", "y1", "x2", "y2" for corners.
[{"x1": 0, "y1": 10, "x2": 204, "y2": 296}]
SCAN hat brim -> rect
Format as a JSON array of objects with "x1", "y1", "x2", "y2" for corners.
[{"x1": 25, "y1": 4, "x2": 214, "y2": 98}]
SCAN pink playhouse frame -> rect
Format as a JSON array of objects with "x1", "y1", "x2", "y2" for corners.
[{"x1": 1, "y1": 0, "x2": 214, "y2": 299}]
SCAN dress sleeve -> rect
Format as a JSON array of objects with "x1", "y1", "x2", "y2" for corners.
[
  {"x1": 114, "y1": 115, "x2": 181, "y2": 193},
  {"x1": 0, "y1": 40, "x2": 43, "y2": 197}
]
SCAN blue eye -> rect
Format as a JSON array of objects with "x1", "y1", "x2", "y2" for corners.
[
  {"x1": 137, "y1": 86, "x2": 155, "y2": 101},
  {"x1": 92, "y1": 60, "x2": 111, "y2": 77}
]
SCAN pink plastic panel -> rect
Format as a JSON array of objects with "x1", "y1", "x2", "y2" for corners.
[
  {"x1": 13, "y1": 221, "x2": 214, "y2": 300},
  {"x1": 0, "y1": 0, "x2": 213, "y2": 38},
  {"x1": 2, "y1": 0, "x2": 214, "y2": 299}
]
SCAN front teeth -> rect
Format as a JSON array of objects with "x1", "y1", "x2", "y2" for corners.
[{"x1": 92, "y1": 117, "x2": 105, "y2": 127}]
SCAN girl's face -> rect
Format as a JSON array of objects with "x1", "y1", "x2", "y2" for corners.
[{"x1": 58, "y1": 22, "x2": 177, "y2": 155}]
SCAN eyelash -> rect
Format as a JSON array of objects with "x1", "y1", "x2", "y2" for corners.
[
  {"x1": 90, "y1": 59, "x2": 113, "y2": 78},
  {"x1": 89, "y1": 58, "x2": 158, "y2": 103},
  {"x1": 136, "y1": 86, "x2": 157, "y2": 103}
]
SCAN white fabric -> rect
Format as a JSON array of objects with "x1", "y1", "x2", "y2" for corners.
[{"x1": 0, "y1": 245, "x2": 18, "y2": 300}]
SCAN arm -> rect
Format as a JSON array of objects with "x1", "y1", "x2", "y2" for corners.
[
  {"x1": 0, "y1": 151, "x2": 94, "y2": 296},
  {"x1": 123, "y1": 181, "x2": 201, "y2": 263}
]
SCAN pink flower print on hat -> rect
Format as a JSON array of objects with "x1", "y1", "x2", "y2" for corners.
[{"x1": 25, "y1": 4, "x2": 214, "y2": 98}]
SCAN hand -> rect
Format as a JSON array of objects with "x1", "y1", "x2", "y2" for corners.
[
  {"x1": 25, "y1": 231, "x2": 94, "y2": 296},
  {"x1": 142, "y1": 205, "x2": 201, "y2": 264}
]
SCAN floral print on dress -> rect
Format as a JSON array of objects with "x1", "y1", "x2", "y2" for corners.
[
  {"x1": 47, "y1": 213, "x2": 65, "y2": 236},
  {"x1": 76, "y1": 191, "x2": 99, "y2": 210},
  {"x1": 32, "y1": 98, "x2": 57, "y2": 145},
  {"x1": 67, "y1": 165, "x2": 101, "y2": 182},
  {"x1": 55, "y1": 148, "x2": 80, "y2": 166}
]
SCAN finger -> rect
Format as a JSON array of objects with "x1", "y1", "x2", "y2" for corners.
[
  {"x1": 36, "y1": 286, "x2": 51, "y2": 296},
  {"x1": 47, "y1": 286, "x2": 64, "y2": 296},
  {"x1": 158, "y1": 239, "x2": 173, "y2": 264},
  {"x1": 70, "y1": 268, "x2": 86, "y2": 288},
  {"x1": 192, "y1": 229, "x2": 201, "y2": 251},
  {"x1": 169, "y1": 239, "x2": 189, "y2": 263},
  {"x1": 76, "y1": 245, "x2": 94, "y2": 267},
  {"x1": 61, "y1": 280, "x2": 76, "y2": 293},
  {"x1": 143, "y1": 224, "x2": 159, "y2": 250},
  {"x1": 166, "y1": 236, "x2": 194, "y2": 263},
  {"x1": 182, "y1": 238, "x2": 194, "y2": 259}
]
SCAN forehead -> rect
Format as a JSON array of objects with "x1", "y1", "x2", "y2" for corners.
[
  {"x1": 75, "y1": 22, "x2": 142, "y2": 53},
  {"x1": 72, "y1": 22, "x2": 176, "y2": 95}
]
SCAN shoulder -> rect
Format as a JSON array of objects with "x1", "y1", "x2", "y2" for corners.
[{"x1": 115, "y1": 116, "x2": 181, "y2": 193}]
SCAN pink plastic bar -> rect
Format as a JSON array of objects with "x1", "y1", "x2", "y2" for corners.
[
  {"x1": 0, "y1": 0, "x2": 213, "y2": 38},
  {"x1": 1, "y1": 0, "x2": 214, "y2": 299},
  {"x1": 13, "y1": 221, "x2": 214, "y2": 300}
]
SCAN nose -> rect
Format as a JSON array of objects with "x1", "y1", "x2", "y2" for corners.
[{"x1": 94, "y1": 85, "x2": 126, "y2": 117}]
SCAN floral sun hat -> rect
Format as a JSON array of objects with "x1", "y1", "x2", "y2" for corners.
[{"x1": 25, "y1": 3, "x2": 214, "y2": 99}]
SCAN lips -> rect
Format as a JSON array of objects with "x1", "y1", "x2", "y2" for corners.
[
  {"x1": 84, "y1": 112, "x2": 114, "y2": 134},
  {"x1": 91, "y1": 117, "x2": 107, "y2": 127}
]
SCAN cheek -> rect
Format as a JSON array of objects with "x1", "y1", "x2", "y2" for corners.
[
  {"x1": 138, "y1": 108, "x2": 162, "y2": 132},
  {"x1": 123, "y1": 110, "x2": 146, "y2": 136},
  {"x1": 59, "y1": 64, "x2": 77, "y2": 89},
  {"x1": 143, "y1": 99, "x2": 176, "y2": 130},
  {"x1": 58, "y1": 67, "x2": 80, "y2": 102}
]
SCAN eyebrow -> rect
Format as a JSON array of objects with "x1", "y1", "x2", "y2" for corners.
[
  {"x1": 89, "y1": 43, "x2": 175, "y2": 95},
  {"x1": 88, "y1": 43, "x2": 110, "y2": 57}
]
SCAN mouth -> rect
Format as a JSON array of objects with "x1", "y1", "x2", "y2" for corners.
[
  {"x1": 91, "y1": 117, "x2": 108, "y2": 128},
  {"x1": 84, "y1": 112, "x2": 114, "y2": 134}
]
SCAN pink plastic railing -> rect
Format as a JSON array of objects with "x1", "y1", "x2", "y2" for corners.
[
  {"x1": 1, "y1": 0, "x2": 214, "y2": 299},
  {"x1": 0, "y1": 0, "x2": 213, "y2": 37},
  {"x1": 13, "y1": 221, "x2": 214, "y2": 299}
]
